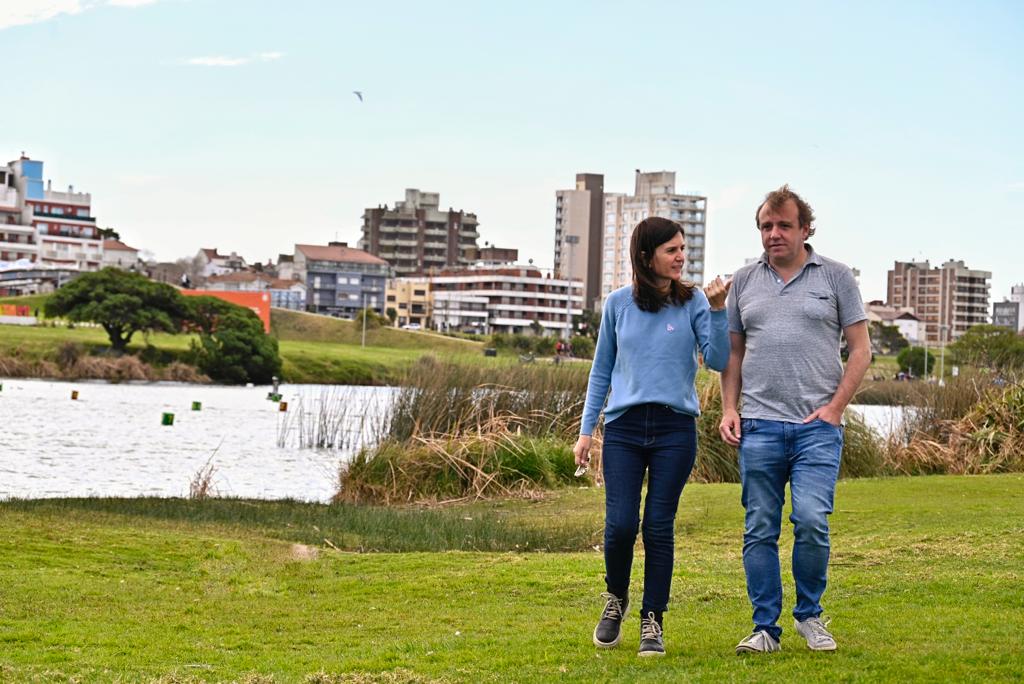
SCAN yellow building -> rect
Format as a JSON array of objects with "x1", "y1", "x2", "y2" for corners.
[{"x1": 386, "y1": 277, "x2": 431, "y2": 328}]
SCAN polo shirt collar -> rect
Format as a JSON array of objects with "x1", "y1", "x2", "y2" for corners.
[{"x1": 757, "y1": 243, "x2": 821, "y2": 267}]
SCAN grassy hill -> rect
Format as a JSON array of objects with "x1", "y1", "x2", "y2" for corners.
[
  {"x1": 0, "y1": 295, "x2": 488, "y2": 384},
  {"x1": 0, "y1": 474, "x2": 1020, "y2": 681}
]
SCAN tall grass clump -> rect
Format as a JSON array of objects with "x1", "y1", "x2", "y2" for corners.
[
  {"x1": 885, "y1": 381, "x2": 1024, "y2": 475},
  {"x1": 338, "y1": 427, "x2": 577, "y2": 505},
  {"x1": 381, "y1": 355, "x2": 591, "y2": 442},
  {"x1": 340, "y1": 356, "x2": 590, "y2": 503},
  {"x1": 276, "y1": 386, "x2": 390, "y2": 451}
]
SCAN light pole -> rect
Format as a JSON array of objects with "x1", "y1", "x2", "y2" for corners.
[
  {"x1": 923, "y1": 324, "x2": 929, "y2": 380},
  {"x1": 361, "y1": 290, "x2": 367, "y2": 348},
  {"x1": 939, "y1": 324, "x2": 948, "y2": 385},
  {"x1": 563, "y1": 235, "x2": 579, "y2": 341}
]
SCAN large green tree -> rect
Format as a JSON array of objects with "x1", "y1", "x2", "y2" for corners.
[
  {"x1": 185, "y1": 296, "x2": 281, "y2": 384},
  {"x1": 44, "y1": 267, "x2": 185, "y2": 352}
]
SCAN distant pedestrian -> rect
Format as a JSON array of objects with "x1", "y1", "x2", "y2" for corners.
[
  {"x1": 719, "y1": 185, "x2": 870, "y2": 654},
  {"x1": 574, "y1": 216, "x2": 730, "y2": 657}
]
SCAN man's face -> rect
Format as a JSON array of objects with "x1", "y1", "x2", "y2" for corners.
[{"x1": 758, "y1": 198, "x2": 809, "y2": 265}]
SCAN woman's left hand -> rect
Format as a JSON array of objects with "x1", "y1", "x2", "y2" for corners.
[{"x1": 704, "y1": 276, "x2": 732, "y2": 311}]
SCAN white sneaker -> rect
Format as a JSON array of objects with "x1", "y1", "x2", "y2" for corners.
[
  {"x1": 735, "y1": 630, "x2": 781, "y2": 654},
  {"x1": 794, "y1": 616, "x2": 837, "y2": 651}
]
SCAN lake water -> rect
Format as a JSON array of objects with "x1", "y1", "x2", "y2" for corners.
[
  {"x1": 0, "y1": 379, "x2": 905, "y2": 502},
  {"x1": 0, "y1": 379, "x2": 393, "y2": 503}
]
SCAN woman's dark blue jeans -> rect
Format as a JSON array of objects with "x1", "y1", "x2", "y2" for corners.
[{"x1": 601, "y1": 403, "x2": 697, "y2": 615}]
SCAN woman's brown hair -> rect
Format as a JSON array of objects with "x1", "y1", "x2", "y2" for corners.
[{"x1": 630, "y1": 216, "x2": 696, "y2": 313}]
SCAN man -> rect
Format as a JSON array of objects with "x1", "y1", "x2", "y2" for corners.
[{"x1": 719, "y1": 185, "x2": 870, "y2": 654}]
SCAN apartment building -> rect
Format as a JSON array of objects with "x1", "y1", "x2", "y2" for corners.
[
  {"x1": 1009, "y1": 284, "x2": 1024, "y2": 333},
  {"x1": 1, "y1": 155, "x2": 102, "y2": 270},
  {"x1": 293, "y1": 242, "x2": 390, "y2": 317},
  {"x1": 992, "y1": 301, "x2": 1020, "y2": 332},
  {"x1": 386, "y1": 278, "x2": 432, "y2": 328},
  {"x1": 554, "y1": 173, "x2": 604, "y2": 310},
  {"x1": 430, "y1": 265, "x2": 582, "y2": 337},
  {"x1": 600, "y1": 171, "x2": 707, "y2": 299},
  {"x1": 886, "y1": 259, "x2": 991, "y2": 343},
  {"x1": 360, "y1": 189, "x2": 480, "y2": 276}
]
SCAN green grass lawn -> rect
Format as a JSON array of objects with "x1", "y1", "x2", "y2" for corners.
[{"x1": 1, "y1": 474, "x2": 1021, "y2": 682}]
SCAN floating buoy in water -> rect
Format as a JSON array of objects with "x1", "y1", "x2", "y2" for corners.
[
  {"x1": 279, "y1": 401, "x2": 288, "y2": 412},
  {"x1": 161, "y1": 412, "x2": 175, "y2": 426},
  {"x1": 191, "y1": 401, "x2": 202, "y2": 411},
  {"x1": 71, "y1": 390, "x2": 79, "y2": 400}
]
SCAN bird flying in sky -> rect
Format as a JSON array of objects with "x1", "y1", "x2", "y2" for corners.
[{"x1": 353, "y1": 91, "x2": 363, "y2": 102}]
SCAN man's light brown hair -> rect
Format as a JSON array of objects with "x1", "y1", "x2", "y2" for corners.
[{"x1": 755, "y1": 185, "x2": 816, "y2": 237}]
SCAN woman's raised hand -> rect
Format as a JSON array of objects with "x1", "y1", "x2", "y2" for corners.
[{"x1": 703, "y1": 276, "x2": 732, "y2": 311}]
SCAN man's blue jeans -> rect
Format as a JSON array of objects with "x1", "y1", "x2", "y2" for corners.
[
  {"x1": 602, "y1": 404, "x2": 697, "y2": 615},
  {"x1": 739, "y1": 418, "x2": 843, "y2": 640}
]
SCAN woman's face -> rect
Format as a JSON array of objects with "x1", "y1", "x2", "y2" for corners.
[{"x1": 649, "y1": 231, "x2": 686, "y2": 284}]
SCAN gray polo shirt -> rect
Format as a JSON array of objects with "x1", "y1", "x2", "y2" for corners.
[{"x1": 727, "y1": 245, "x2": 866, "y2": 423}]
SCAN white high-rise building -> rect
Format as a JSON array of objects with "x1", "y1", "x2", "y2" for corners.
[
  {"x1": 1008, "y1": 284, "x2": 1024, "y2": 333},
  {"x1": 601, "y1": 171, "x2": 707, "y2": 299}
]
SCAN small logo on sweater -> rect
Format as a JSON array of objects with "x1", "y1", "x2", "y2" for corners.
[{"x1": 666, "y1": 323, "x2": 675, "y2": 333}]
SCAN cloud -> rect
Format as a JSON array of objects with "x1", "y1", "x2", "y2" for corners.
[
  {"x1": 182, "y1": 52, "x2": 285, "y2": 67},
  {"x1": 1007, "y1": 181, "x2": 1024, "y2": 192},
  {"x1": 0, "y1": 0, "x2": 160, "y2": 31}
]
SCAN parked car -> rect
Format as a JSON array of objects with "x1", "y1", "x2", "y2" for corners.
[{"x1": 401, "y1": 323, "x2": 422, "y2": 330}]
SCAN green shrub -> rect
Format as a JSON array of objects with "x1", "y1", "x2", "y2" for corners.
[
  {"x1": 897, "y1": 346, "x2": 936, "y2": 377},
  {"x1": 570, "y1": 335, "x2": 594, "y2": 359}
]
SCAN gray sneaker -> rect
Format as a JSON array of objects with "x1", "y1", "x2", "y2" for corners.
[
  {"x1": 735, "y1": 629, "x2": 781, "y2": 654},
  {"x1": 794, "y1": 616, "x2": 836, "y2": 651}
]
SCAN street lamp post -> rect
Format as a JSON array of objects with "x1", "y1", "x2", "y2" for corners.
[
  {"x1": 563, "y1": 235, "x2": 579, "y2": 341},
  {"x1": 939, "y1": 324, "x2": 948, "y2": 385},
  {"x1": 923, "y1": 323, "x2": 929, "y2": 380},
  {"x1": 361, "y1": 290, "x2": 367, "y2": 348}
]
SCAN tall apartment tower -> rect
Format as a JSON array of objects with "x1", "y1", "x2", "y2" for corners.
[
  {"x1": 886, "y1": 259, "x2": 991, "y2": 343},
  {"x1": 554, "y1": 173, "x2": 603, "y2": 311},
  {"x1": 1, "y1": 155, "x2": 102, "y2": 269},
  {"x1": 1010, "y1": 284, "x2": 1024, "y2": 333},
  {"x1": 601, "y1": 171, "x2": 707, "y2": 299},
  {"x1": 360, "y1": 189, "x2": 480, "y2": 277}
]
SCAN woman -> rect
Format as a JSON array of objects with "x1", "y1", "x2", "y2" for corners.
[{"x1": 574, "y1": 216, "x2": 730, "y2": 657}]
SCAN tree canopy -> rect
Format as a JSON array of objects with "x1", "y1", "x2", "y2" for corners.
[
  {"x1": 44, "y1": 268, "x2": 185, "y2": 352},
  {"x1": 950, "y1": 324, "x2": 1024, "y2": 371}
]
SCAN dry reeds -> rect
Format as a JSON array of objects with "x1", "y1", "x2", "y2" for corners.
[
  {"x1": 189, "y1": 459, "x2": 218, "y2": 500},
  {"x1": 885, "y1": 381, "x2": 1024, "y2": 475},
  {"x1": 0, "y1": 351, "x2": 209, "y2": 382}
]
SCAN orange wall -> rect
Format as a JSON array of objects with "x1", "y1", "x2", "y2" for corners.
[{"x1": 182, "y1": 290, "x2": 271, "y2": 332}]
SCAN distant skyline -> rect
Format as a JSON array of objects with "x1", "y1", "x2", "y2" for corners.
[{"x1": 2, "y1": 0, "x2": 1022, "y2": 303}]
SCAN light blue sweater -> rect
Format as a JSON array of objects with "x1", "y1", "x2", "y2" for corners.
[{"x1": 580, "y1": 285, "x2": 730, "y2": 436}]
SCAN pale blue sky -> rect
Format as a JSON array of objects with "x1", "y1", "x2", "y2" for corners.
[{"x1": 2, "y1": 0, "x2": 1022, "y2": 302}]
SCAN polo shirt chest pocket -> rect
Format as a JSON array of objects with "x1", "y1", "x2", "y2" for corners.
[{"x1": 802, "y1": 290, "x2": 836, "y2": 320}]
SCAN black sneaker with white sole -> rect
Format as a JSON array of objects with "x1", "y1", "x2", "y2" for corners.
[
  {"x1": 638, "y1": 611, "x2": 665, "y2": 657},
  {"x1": 593, "y1": 592, "x2": 629, "y2": 648}
]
